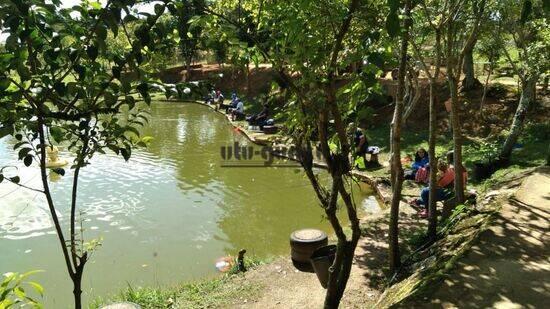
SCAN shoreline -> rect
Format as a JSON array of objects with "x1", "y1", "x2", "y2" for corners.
[{"x1": 156, "y1": 98, "x2": 394, "y2": 208}]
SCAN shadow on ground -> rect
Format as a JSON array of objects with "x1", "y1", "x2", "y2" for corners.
[{"x1": 394, "y1": 170, "x2": 550, "y2": 308}]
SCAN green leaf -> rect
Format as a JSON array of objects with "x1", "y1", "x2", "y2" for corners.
[
  {"x1": 86, "y1": 45, "x2": 99, "y2": 61},
  {"x1": 0, "y1": 126, "x2": 14, "y2": 139},
  {"x1": 50, "y1": 127, "x2": 63, "y2": 143},
  {"x1": 125, "y1": 126, "x2": 140, "y2": 137},
  {"x1": 520, "y1": 0, "x2": 533, "y2": 24},
  {"x1": 52, "y1": 168, "x2": 65, "y2": 176},
  {"x1": 367, "y1": 52, "x2": 385, "y2": 69},
  {"x1": 10, "y1": 176, "x2": 20, "y2": 184},
  {"x1": 17, "y1": 147, "x2": 32, "y2": 160},
  {"x1": 120, "y1": 148, "x2": 131, "y2": 161},
  {"x1": 74, "y1": 65, "x2": 86, "y2": 80},
  {"x1": 388, "y1": 0, "x2": 400, "y2": 10},
  {"x1": 0, "y1": 78, "x2": 11, "y2": 91},
  {"x1": 154, "y1": 4, "x2": 164, "y2": 15},
  {"x1": 13, "y1": 142, "x2": 26, "y2": 150},
  {"x1": 386, "y1": 11, "x2": 400, "y2": 38},
  {"x1": 96, "y1": 25, "x2": 108, "y2": 41},
  {"x1": 17, "y1": 64, "x2": 31, "y2": 81},
  {"x1": 112, "y1": 66, "x2": 121, "y2": 79},
  {"x1": 27, "y1": 282, "x2": 44, "y2": 297},
  {"x1": 54, "y1": 82, "x2": 66, "y2": 96},
  {"x1": 23, "y1": 155, "x2": 33, "y2": 167},
  {"x1": 107, "y1": 145, "x2": 120, "y2": 155},
  {"x1": 0, "y1": 174, "x2": 4, "y2": 183}
]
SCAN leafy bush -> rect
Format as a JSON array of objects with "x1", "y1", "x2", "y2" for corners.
[
  {"x1": 0, "y1": 271, "x2": 43, "y2": 308},
  {"x1": 485, "y1": 83, "x2": 508, "y2": 98},
  {"x1": 522, "y1": 122, "x2": 550, "y2": 143},
  {"x1": 464, "y1": 141, "x2": 501, "y2": 163}
]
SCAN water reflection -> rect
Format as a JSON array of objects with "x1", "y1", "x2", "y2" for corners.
[{"x1": 0, "y1": 102, "x2": 378, "y2": 307}]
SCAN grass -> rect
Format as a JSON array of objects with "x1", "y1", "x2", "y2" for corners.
[{"x1": 90, "y1": 256, "x2": 266, "y2": 309}]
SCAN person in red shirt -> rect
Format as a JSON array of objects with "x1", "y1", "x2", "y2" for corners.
[{"x1": 412, "y1": 160, "x2": 461, "y2": 218}]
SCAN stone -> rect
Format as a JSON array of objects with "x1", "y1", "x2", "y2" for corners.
[{"x1": 101, "y1": 302, "x2": 141, "y2": 309}]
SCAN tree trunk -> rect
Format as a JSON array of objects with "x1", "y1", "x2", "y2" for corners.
[
  {"x1": 402, "y1": 68, "x2": 421, "y2": 126},
  {"x1": 500, "y1": 76, "x2": 537, "y2": 160},
  {"x1": 73, "y1": 274, "x2": 82, "y2": 309},
  {"x1": 246, "y1": 60, "x2": 251, "y2": 97},
  {"x1": 461, "y1": 48, "x2": 478, "y2": 91},
  {"x1": 184, "y1": 60, "x2": 192, "y2": 82},
  {"x1": 427, "y1": 81, "x2": 438, "y2": 239},
  {"x1": 448, "y1": 75, "x2": 465, "y2": 203},
  {"x1": 546, "y1": 143, "x2": 550, "y2": 166},
  {"x1": 389, "y1": 0, "x2": 411, "y2": 275},
  {"x1": 37, "y1": 117, "x2": 79, "y2": 307}
]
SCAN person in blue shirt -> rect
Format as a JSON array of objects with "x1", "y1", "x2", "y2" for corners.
[
  {"x1": 412, "y1": 148, "x2": 429, "y2": 169},
  {"x1": 219, "y1": 92, "x2": 238, "y2": 113},
  {"x1": 404, "y1": 148, "x2": 429, "y2": 180}
]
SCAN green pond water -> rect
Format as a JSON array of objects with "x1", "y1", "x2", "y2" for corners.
[{"x1": 0, "y1": 102, "x2": 380, "y2": 307}]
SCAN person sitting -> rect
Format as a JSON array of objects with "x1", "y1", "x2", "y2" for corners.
[
  {"x1": 231, "y1": 99, "x2": 245, "y2": 121},
  {"x1": 404, "y1": 148, "x2": 429, "y2": 182},
  {"x1": 412, "y1": 160, "x2": 467, "y2": 218},
  {"x1": 215, "y1": 90, "x2": 224, "y2": 104},
  {"x1": 219, "y1": 92, "x2": 237, "y2": 113},
  {"x1": 205, "y1": 89, "x2": 215, "y2": 105},
  {"x1": 247, "y1": 103, "x2": 270, "y2": 129},
  {"x1": 350, "y1": 126, "x2": 380, "y2": 168}
]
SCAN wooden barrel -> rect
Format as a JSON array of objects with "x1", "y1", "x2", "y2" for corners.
[{"x1": 290, "y1": 229, "x2": 328, "y2": 264}]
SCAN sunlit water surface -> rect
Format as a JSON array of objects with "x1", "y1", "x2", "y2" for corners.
[{"x1": 0, "y1": 102, "x2": 379, "y2": 307}]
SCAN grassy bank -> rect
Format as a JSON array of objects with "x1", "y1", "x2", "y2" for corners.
[{"x1": 90, "y1": 257, "x2": 266, "y2": 309}]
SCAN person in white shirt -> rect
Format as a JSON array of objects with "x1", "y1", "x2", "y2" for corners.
[{"x1": 231, "y1": 100, "x2": 245, "y2": 120}]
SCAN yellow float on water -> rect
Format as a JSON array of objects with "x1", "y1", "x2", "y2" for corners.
[{"x1": 45, "y1": 146, "x2": 68, "y2": 168}]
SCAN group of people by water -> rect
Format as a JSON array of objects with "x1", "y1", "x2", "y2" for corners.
[
  {"x1": 351, "y1": 126, "x2": 467, "y2": 219},
  {"x1": 404, "y1": 149, "x2": 468, "y2": 218},
  {"x1": 205, "y1": 89, "x2": 274, "y2": 130},
  {"x1": 207, "y1": 90, "x2": 465, "y2": 220}
]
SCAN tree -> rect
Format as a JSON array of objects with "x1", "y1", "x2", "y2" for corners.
[
  {"x1": 388, "y1": 0, "x2": 412, "y2": 274},
  {"x1": 409, "y1": 0, "x2": 446, "y2": 240},
  {"x1": 498, "y1": 0, "x2": 549, "y2": 161},
  {"x1": 175, "y1": 0, "x2": 205, "y2": 81},
  {"x1": 0, "y1": 1, "x2": 174, "y2": 307},
  {"x1": 443, "y1": 0, "x2": 487, "y2": 204},
  {"x1": 198, "y1": 0, "x2": 389, "y2": 306}
]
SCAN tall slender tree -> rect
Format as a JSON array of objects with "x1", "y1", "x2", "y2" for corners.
[
  {"x1": 444, "y1": 0, "x2": 487, "y2": 204},
  {"x1": 0, "y1": 1, "x2": 174, "y2": 307},
  {"x1": 388, "y1": 0, "x2": 412, "y2": 274},
  {"x1": 498, "y1": 0, "x2": 549, "y2": 161},
  {"x1": 409, "y1": 0, "x2": 446, "y2": 240}
]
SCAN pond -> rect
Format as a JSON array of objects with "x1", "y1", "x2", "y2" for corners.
[{"x1": 0, "y1": 102, "x2": 380, "y2": 307}]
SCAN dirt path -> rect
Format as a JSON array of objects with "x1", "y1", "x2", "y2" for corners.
[
  {"x1": 229, "y1": 237, "x2": 385, "y2": 309},
  {"x1": 228, "y1": 206, "x2": 423, "y2": 309},
  {"x1": 405, "y1": 169, "x2": 550, "y2": 308}
]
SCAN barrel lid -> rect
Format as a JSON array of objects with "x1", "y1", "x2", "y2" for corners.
[{"x1": 291, "y1": 229, "x2": 326, "y2": 241}]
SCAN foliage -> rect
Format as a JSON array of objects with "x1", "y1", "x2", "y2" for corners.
[
  {"x1": 0, "y1": 271, "x2": 44, "y2": 309},
  {"x1": 464, "y1": 140, "x2": 501, "y2": 162},
  {"x1": 173, "y1": 0, "x2": 206, "y2": 69},
  {"x1": 485, "y1": 83, "x2": 509, "y2": 98},
  {"x1": 498, "y1": 0, "x2": 550, "y2": 80},
  {"x1": 521, "y1": 122, "x2": 550, "y2": 144},
  {"x1": 0, "y1": 0, "x2": 176, "y2": 307}
]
